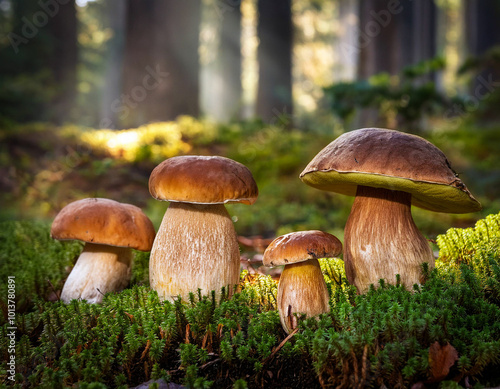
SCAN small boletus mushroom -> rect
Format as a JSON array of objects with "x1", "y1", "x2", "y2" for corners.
[
  {"x1": 51, "y1": 198, "x2": 155, "y2": 303},
  {"x1": 148, "y1": 155, "x2": 258, "y2": 302},
  {"x1": 300, "y1": 128, "x2": 482, "y2": 293},
  {"x1": 263, "y1": 230, "x2": 342, "y2": 334}
]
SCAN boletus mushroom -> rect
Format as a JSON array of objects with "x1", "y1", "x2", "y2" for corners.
[
  {"x1": 148, "y1": 155, "x2": 258, "y2": 302},
  {"x1": 300, "y1": 128, "x2": 481, "y2": 293},
  {"x1": 263, "y1": 230, "x2": 342, "y2": 334},
  {"x1": 51, "y1": 198, "x2": 156, "y2": 303}
]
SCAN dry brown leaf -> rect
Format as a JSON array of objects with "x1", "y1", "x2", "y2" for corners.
[{"x1": 428, "y1": 341, "x2": 459, "y2": 382}]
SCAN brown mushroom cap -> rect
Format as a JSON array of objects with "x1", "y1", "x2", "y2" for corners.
[
  {"x1": 149, "y1": 155, "x2": 259, "y2": 205},
  {"x1": 263, "y1": 230, "x2": 343, "y2": 267},
  {"x1": 300, "y1": 128, "x2": 481, "y2": 213},
  {"x1": 51, "y1": 198, "x2": 156, "y2": 251}
]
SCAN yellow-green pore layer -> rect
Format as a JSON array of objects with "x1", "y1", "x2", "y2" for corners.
[{"x1": 299, "y1": 128, "x2": 482, "y2": 214}]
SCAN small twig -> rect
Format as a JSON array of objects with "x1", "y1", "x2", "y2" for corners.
[
  {"x1": 360, "y1": 344, "x2": 369, "y2": 387},
  {"x1": 351, "y1": 348, "x2": 359, "y2": 388},
  {"x1": 200, "y1": 357, "x2": 221, "y2": 370},
  {"x1": 185, "y1": 324, "x2": 190, "y2": 344},
  {"x1": 47, "y1": 279, "x2": 60, "y2": 301},
  {"x1": 262, "y1": 327, "x2": 299, "y2": 366}
]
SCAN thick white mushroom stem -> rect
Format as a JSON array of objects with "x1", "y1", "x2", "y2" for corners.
[
  {"x1": 277, "y1": 258, "x2": 330, "y2": 334},
  {"x1": 150, "y1": 202, "x2": 240, "y2": 303},
  {"x1": 60, "y1": 243, "x2": 132, "y2": 304},
  {"x1": 344, "y1": 185, "x2": 435, "y2": 294}
]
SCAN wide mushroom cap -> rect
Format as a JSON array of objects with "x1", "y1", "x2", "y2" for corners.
[
  {"x1": 149, "y1": 155, "x2": 258, "y2": 205},
  {"x1": 263, "y1": 230, "x2": 343, "y2": 267},
  {"x1": 51, "y1": 198, "x2": 156, "y2": 251},
  {"x1": 300, "y1": 128, "x2": 481, "y2": 213}
]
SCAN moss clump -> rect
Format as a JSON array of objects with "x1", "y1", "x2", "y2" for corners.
[
  {"x1": 1, "y1": 215, "x2": 500, "y2": 388},
  {"x1": 0, "y1": 220, "x2": 82, "y2": 314},
  {"x1": 437, "y1": 212, "x2": 500, "y2": 304}
]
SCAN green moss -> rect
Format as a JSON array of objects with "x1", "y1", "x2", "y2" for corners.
[
  {"x1": 1, "y1": 215, "x2": 500, "y2": 388},
  {"x1": 0, "y1": 220, "x2": 82, "y2": 314}
]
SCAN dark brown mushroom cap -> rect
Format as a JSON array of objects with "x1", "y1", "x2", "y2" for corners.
[
  {"x1": 263, "y1": 230, "x2": 343, "y2": 267},
  {"x1": 300, "y1": 128, "x2": 481, "y2": 213},
  {"x1": 149, "y1": 155, "x2": 258, "y2": 205},
  {"x1": 51, "y1": 198, "x2": 156, "y2": 251}
]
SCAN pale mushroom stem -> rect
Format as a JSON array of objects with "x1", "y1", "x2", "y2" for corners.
[
  {"x1": 277, "y1": 258, "x2": 330, "y2": 334},
  {"x1": 60, "y1": 243, "x2": 132, "y2": 304},
  {"x1": 150, "y1": 202, "x2": 240, "y2": 303},
  {"x1": 344, "y1": 185, "x2": 435, "y2": 294}
]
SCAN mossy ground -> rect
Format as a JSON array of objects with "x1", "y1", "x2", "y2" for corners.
[{"x1": 1, "y1": 213, "x2": 500, "y2": 388}]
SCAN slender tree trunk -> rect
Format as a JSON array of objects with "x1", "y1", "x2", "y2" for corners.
[
  {"x1": 2, "y1": 0, "x2": 78, "y2": 123},
  {"x1": 47, "y1": 0, "x2": 78, "y2": 124},
  {"x1": 100, "y1": 0, "x2": 127, "y2": 129},
  {"x1": 355, "y1": 0, "x2": 436, "y2": 128},
  {"x1": 464, "y1": 0, "x2": 500, "y2": 122},
  {"x1": 216, "y1": 1, "x2": 242, "y2": 121},
  {"x1": 465, "y1": 0, "x2": 500, "y2": 57},
  {"x1": 256, "y1": 0, "x2": 292, "y2": 123},
  {"x1": 357, "y1": 0, "x2": 436, "y2": 79},
  {"x1": 412, "y1": 0, "x2": 436, "y2": 70},
  {"x1": 201, "y1": 0, "x2": 242, "y2": 122},
  {"x1": 357, "y1": 0, "x2": 399, "y2": 79},
  {"x1": 122, "y1": 0, "x2": 200, "y2": 128}
]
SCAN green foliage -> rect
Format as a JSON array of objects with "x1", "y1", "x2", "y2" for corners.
[
  {"x1": 323, "y1": 57, "x2": 457, "y2": 130},
  {"x1": 1, "y1": 214, "x2": 500, "y2": 387},
  {"x1": 0, "y1": 214, "x2": 500, "y2": 388},
  {"x1": 300, "y1": 265, "x2": 500, "y2": 388},
  {"x1": 0, "y1": 283, "x2": 284, "y2": 388},
  {"x1": 130, "y1": 250, "x2": 152, "y2": 286},
  {"x1": 0, "y1": 220, "x2": 82, "y2": 314},
  {"x1": 429, "y1": 124, "x2": 500, "y2": 209},
  {"x1": 0, "y1": 220, "x2": 152, "y2": 319},
  {"x1": 437, "y1": 212, "x2": 500, "y2": 304}
]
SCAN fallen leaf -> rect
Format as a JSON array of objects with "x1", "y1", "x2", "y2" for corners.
[{"x1": 428, "y1": 341, "x2": 459, "y2": 382}]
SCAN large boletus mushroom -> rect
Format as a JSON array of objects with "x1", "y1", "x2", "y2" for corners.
[
  {"x1": 263, "y1": 230, "x2": 342, "y2": 334},
  {"x1": 300, "y1": 128, "x2": 482, "y2": 294},
  {"x1": 149, "y1": 155, "x2": 258, "y2": 302},
  {"x1": 51, "y1": 198, "x2": 156, "y2": 303}
]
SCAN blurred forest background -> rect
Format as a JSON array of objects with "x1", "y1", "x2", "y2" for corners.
[{"x1": 1, "y1": 0, "x2": 500, "y2": 242}]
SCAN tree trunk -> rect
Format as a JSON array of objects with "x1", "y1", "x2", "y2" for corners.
[
  {"x1": 47, "y1": 0, "x2": 78, "y2": 124},
  {"x1": 0, "y1": 0, "x2": 78, "y2": 123},
  {"x1": 216, "y1": 1, "x2": 242, "y2": 121},
  {"x1": 465, "y1": 0, "x2": 500, "y2": 57},
  {"x1": 412, "y1": 0, "x2": 436, "y2": 69},
  {"x1": 100, "y1": 0, "x2": 127, "y2": 129},
  {"x1": 201, "y1": 0, "x2": 242, "y2": 122},
  {"x1": 464, "y1": 0, "x2": 500, "y2": 122},
  {"x1": 122, "y1": 0, "x2": 200, "y2": 128},
  {"x1": 357, "y1": 0, "x2": 436, "y2": 79},
  {"x1": 355, "y1": 0, "x2": 436, "y2": 128},
  {"x1": 256, "y1": 0, "x2": 292, "y2": 123}
]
